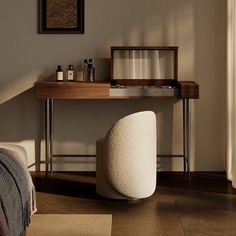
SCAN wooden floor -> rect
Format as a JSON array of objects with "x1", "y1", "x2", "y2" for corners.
[{"x1": 31, "y1": 172, "x2": 236, "y2": 236}]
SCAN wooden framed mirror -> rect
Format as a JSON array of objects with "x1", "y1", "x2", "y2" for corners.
[{"x1": 111, "y1": 46, "x2": 178, "y2": 86}]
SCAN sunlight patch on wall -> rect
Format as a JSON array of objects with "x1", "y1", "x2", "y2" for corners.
[
  {"x1": 39, "y1": 140, "x2": 96, "y2": 171},
  {"x1": 0, "y1": 70, "x2": 42, "y2": 104}
]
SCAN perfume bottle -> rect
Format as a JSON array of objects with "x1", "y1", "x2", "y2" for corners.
[
  {"x1": 87, "y1": 59, "x2": 95, "y2": 82},
  {"x1": 56, "y1": 65, "x2": 63, "y2": 81},
  {"x1": 83, "y1": 59, "x2": 88, "y2": 81},
  {"x1": 67, "y1": 64, "x2": 74, "y2": 81}
]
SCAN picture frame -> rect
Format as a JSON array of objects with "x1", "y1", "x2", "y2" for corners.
[{"x1": 38, "y1": 0, "x2": 84, "y2": 34}]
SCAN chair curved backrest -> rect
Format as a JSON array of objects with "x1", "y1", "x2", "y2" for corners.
[{"x1": 102, "y1": 111, "x2": 156, "y2": 199}]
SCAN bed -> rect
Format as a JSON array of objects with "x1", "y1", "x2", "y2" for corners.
[{"x1": 0, "y1": 144, "x2": 36, "y2": 236}]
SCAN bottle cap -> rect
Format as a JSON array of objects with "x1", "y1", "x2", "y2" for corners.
[{"x1": 68, "y1": 65, "x2": 73, "y2": 70}]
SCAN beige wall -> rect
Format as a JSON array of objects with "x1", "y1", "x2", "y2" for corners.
[{"x1": 0, "y1": 0, "x2": 226, "y2": 171}]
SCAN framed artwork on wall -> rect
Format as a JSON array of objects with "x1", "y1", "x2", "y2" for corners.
[{"x1": 38, "y1": 0, "x2": 84, "y2": 34}]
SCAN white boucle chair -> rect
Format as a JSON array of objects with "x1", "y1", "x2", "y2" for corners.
[{"x1": 96, "y1": 111, "x2": 157, "y2": 200}]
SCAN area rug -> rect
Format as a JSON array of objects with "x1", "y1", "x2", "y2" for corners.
[{"x1": 27, "y1": 214, "x2": 112, "y2": 236}]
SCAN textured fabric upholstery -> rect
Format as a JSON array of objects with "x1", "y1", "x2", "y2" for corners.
[
  {"x1": 0, "y1": 143, "x2": 37, "y2": 215},
  {"x1": 0, "y1": 143, "x2": 37, "y2": 235},
  {"x1": 0, "y1": 143, "x2": 28, "y2": 165},
  {"x1": 96, "y1": 111, "x2": 157, "y2": 199}
]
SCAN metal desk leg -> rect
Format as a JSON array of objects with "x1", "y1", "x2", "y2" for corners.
[
  {"x1": 49, "y1": 99, "x2": 54, "y2": 172},
  {"x1": 183, "y1": 99, "x2": 190, "y2": 176},
  {"x1": 45, "y1": 99, "x2": 50, "y2": 177},
  {"x1": 45, "y1": 98, "x2": 54, "y2": 177}
]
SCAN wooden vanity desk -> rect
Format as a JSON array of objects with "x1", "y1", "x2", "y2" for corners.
[
  {"x1": 35, "y1": 79, "x2": 198, "y2": 176},
  {"x1": 35, "y1": 46, "x2": 199, "y2": 176}
]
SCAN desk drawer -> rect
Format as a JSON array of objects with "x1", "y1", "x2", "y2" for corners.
[{"x1": 35, "y1": 81, "x2": 110, "y2": 99}]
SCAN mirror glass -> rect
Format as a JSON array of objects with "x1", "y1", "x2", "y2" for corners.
[{"x1": 113, "y1": 49, "x2": 175, "y2": 80}]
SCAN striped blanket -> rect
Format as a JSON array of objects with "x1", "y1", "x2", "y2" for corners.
[{"x1": 0, "y1": 145, "x2": 37, "y2": 236}]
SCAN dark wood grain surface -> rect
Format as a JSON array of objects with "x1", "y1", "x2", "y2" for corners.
[{"x1": 31, "y1": 171, "x2": 236, "y2": 236}]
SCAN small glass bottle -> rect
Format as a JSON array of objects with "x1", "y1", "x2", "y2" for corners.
[
  {"x1": 67, "y1": 64, "x2": 74, "y2": 81},
  {"x1": 83, "y1": 59, "x2": 88, "y2": 81},
  {"x1": 87, "y1": 59, "x2": 95, "y2": 82},
  {"x1": 56, "y1": 65, "x2": 63, "y2": 81}
]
